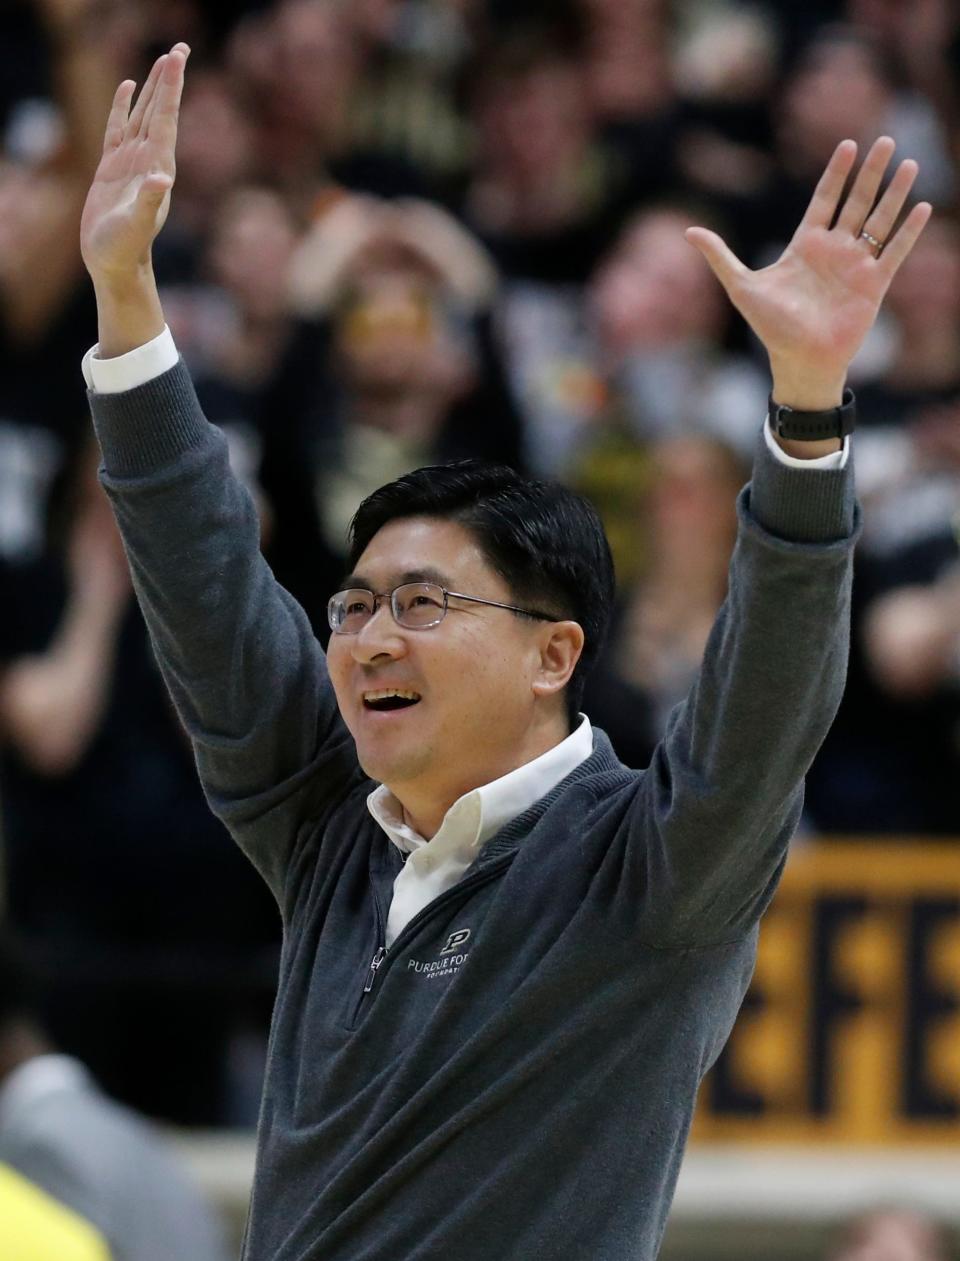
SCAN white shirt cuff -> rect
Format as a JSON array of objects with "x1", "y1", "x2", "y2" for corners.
[
  {"x1": 763, "y1": 416, "x2": 849, "y2": 469},
  {"x1": 82, "y1": 326, "x2": 179, "y2": 394}
]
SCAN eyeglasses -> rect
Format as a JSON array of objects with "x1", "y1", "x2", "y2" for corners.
[{"x1": 327, "y1": 582, "x2": 558, "y2": 634}]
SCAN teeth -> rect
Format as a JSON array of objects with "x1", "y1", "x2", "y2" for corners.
[{"x1": 363, "y1": 688, "x2": 421, "y2": 702}]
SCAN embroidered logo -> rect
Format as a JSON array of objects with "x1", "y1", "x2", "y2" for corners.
[
  {"x1": 407, "y1": 927, "x2": 472, "y2": 980},
  {"x1": 440, "y1": 928, "x2": 471, "y2": 955}
]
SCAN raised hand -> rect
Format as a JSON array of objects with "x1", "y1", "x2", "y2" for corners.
[
  {"x1": 686, "y1": 137, "x2": 932, "y2": 410},
  {"x1": 80, "y1": 43, "x2": 189, "y2": 283}
]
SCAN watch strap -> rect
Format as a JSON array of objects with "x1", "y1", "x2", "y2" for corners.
[{"x1": 769, "y1": 389, "x2": 856, "y2": 441}]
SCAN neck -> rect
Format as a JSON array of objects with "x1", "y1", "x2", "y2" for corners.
[{"x1": 394, "y1": 714, "x2": 572, "y2": 840}]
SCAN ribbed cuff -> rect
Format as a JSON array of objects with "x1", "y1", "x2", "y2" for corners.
[
  {"x1": 748, "y1": 423, "x2": 856, "y2": 544},
  {"x1": 88, "y1": 360, "x2": 213, "y2": 478}
]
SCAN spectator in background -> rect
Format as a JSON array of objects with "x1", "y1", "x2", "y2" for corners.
[
  {"x1": 0, "y1": 444, "x2": 279, "y2": 1125},
  {"x1": 863, "y1": 559, "x2": 960, "y2": 701},
  {"x1": 225, "y1": 0, "x2": 361, "y2": 203},
  {"x1": 162, "y1": 181, "x2": 303, "y2": 505},
  {"x1": 226, "y1": 0, "x2": 436, "y2": 205},
  {"x1": 803, "y1": 210, "x2": 960, "y2": 835},
  {"x1": 852, "y1": 211, "x2": 960, "y2": 557},
  {"x1": 0, "y1": 0, "x2": 132, "y2": 563},
  {"x1": 532, "y1": 200, "x2": 764, "y2": 578},
  {"x1": 196, "y1": 184, "x2": 301, "y2": 399},
  {"x1": 464, "y1": 24, "x2": 644, "y2": 280},
  {"x1": 697, "y1": 25, "x2": 900, "y2": 265},
  {"x1": 584, "y1": 434, "x2": 748, "y2": 770},
  {"x1": 579, "y1": 0, "x2": 673, "y2": 130},
  {"x1": 676, "y1": 8, "x2": 955, "y2": 239},
  {"x1": 672, "y1": 4, "x2": 779, "y2": 211},
  {"x1": 337, "y1": 0, "x2": 476, "y2": 203},
  {"x1": 0, "y1": 930, "x2": 231, "y2": 1261},
  {"x1": 846, "y1": 0, "x2": 960, "y2": 198},
  {"x1": 151, "y1": 66, "x2": 257, "y2": 284},
  {"x1": 588, "y1": 202, "x2": 769, "y2": 461},
  {"x1": 462, "y1": 21, "x2": 676, "y2": 477},
  {"x1": 259, "y1": 192, "x2": 523, "y2": 628}
]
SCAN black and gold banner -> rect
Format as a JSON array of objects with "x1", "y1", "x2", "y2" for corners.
[{"x1": 693, "y1": 843, "x2": 960, "y2": 1144}]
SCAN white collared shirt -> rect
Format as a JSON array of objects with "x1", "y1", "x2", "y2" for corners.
[{"x1": 369, "y1": 715, "x2": 595, "y2": 946}]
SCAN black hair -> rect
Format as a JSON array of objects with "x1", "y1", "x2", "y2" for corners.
[
  {"x1": 348, "y1": 459, "x2": 616, "y2": 728},
  {"x1": 0, "y1": 929, "x2": 38, "y2": 1033}
]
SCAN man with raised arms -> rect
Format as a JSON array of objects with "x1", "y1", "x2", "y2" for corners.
[{"x1": 79, "y1": 43, "x2": 929, "y2": 1261}]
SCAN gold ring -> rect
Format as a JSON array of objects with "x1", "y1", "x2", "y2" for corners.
[{"x1": 860, "y1": 229, "x2": 883, "y2": 257}]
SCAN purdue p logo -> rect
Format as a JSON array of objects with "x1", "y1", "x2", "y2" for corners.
[{"x1": 440, "y1": 928, "x2": 471, "y2": 955}]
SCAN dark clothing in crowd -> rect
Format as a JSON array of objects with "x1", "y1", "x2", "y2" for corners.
[
  {"x1": 805, "y1": 529, "x2": 960, "y2": 836},
  {"x1": 0, "y1": 290, "x2": 96, "y2": 562},
  {"x1": 0, "y1": 554, "x2": 279, "y2": 1124}
]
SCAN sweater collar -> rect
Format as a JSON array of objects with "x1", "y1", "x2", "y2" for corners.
[{"x1": 367, "y1": 715, "x2": 594, "y2": 860}]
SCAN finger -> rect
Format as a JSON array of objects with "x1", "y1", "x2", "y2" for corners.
[
  {"x1": 877, "y1": 201, "x2": 933, "y2": 281},
  {"x1": 103, "y1": 80, "x2": 135, "y2": 153},
  {"x1": 798, "y1": 139, "x2": 858, "y2": 231},
  {"x1": 861, "y1": 157, "x2": 918, "y2": 245},
  {"x1": 128, "y1": 53, "x2": 167, "y2": 137},
  {"x1": 835, "y1": 135, "x2": 896, "y2": 234},
  {"x1": 684, "y1": 227, "x2": 748, "y2": 296},
  {"x1": 145, "y1": 45, "x2": 189, "y2": 148}
]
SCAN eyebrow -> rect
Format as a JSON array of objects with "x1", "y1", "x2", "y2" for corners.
[{"x1": 338, "y1": 567, "x2": 456, "y2": 591}]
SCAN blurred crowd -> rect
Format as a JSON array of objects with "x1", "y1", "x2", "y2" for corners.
[{"x1": 0, "y1": 0, "x2": 959, "y2": 1157}]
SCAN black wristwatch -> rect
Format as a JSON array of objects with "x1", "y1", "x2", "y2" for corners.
[{"x1": 768, "y1": 389, "x2": 856, "y2": 442}]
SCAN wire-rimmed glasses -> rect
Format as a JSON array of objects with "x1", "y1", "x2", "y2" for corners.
[{"x1": 327, "y1": 582, "x2": 558, "y2": 634}]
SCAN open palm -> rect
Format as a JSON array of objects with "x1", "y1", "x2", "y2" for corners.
[
  {"x1": 687, "y1": 138, "x2": 932, "y2": 395},
  {"x1": 80, "y1": 45, "x2": 189, "y2": 280}
]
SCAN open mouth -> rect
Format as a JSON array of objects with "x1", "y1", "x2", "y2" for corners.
[{"x1": 362, "y1": 690, "x2": 422, "y2": 713}]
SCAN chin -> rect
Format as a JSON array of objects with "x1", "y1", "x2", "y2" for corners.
[{"x1": 355, "y1": 741, "x2": 431, "y2": 789}]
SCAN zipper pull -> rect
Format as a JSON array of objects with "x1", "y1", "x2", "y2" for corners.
[{"x1": 363, "y1": 946, "x2": 386, "y2": 994}]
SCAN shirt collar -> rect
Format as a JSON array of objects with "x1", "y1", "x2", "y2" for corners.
[
  {"x1": 0, "y1": 1055, "x2": 91, "y2": 1131},
  {"x1": 367, "y1": 714, "x2": 594, "y2": 858}
]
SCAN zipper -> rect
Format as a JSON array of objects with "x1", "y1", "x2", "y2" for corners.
[
  {"x1": 348, "y1": 853, "x2": 513, "y2": 1025},
  {"x1": 363, "y1": 946, "x2": 386, "y2": 993}
]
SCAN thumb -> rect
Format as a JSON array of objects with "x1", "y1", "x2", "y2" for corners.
[
  {"x1": 131, "y1": 172, "x2": 174, "y2": 237},
  {"x1": 685, "y1": 226, "x2": 747, "y2": 296},
  {"x1": 139, "y1": 171, "x2": 173, "y2": 203}
]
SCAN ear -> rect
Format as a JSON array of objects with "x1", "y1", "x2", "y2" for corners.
[{"x1": 531, "y1": 620, "x2": 585, "y2": 700}]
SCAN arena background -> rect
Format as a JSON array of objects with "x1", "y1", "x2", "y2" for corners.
[{"x1": 1, "y1": 1, "x2": 958, "y2": 1257}]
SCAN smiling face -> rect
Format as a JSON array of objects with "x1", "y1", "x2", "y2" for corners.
[{"x1": 325, "y1": 516, "x2": 583, "y2": 836}]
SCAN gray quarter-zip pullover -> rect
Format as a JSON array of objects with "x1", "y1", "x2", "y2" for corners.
[{"x1": 88, "y1": 360, "x2": 857, "y2": 1261}]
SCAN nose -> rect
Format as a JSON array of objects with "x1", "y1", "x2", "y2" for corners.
[{"x1": 349, "y1": 601, "x2": 407, "y2": 665}]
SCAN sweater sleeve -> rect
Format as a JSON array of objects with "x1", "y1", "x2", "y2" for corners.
[
  {"x1": 87, "y1": 359, "x2": 361, "y2": 900},
  {"x1": 629, "y1": 425, "x2": 860, "y2": 949}
]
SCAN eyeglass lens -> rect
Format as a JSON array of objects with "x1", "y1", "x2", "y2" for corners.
[{"x1": 330, "y1": 583, "x2": 446, "y2": 632}]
